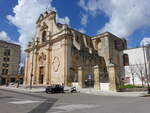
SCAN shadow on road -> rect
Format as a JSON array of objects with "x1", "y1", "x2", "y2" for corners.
[
  {"x1": 0, "y1": 89, "x2": 58, "y2": 113},
  {"x1": 28, "y1": 98, "x2": 57, "y2": 113}
]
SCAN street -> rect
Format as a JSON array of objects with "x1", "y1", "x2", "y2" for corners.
[{"x1": 0, "y1": 89, "x2": 150, "y2": 113}]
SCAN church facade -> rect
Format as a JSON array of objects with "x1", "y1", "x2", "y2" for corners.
[{"x1": 24, "y1": 11, "x2": 127, "y2": 91}]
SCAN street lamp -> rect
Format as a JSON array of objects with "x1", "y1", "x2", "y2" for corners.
[{"x1": 142, "y1": 45, "x2": 150, "y2": 94}]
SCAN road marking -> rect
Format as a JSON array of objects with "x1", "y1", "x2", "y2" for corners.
[
  {"x1": 50, "y1": 104, "x2": 98, "y2": 113},
  {"x1": 12, "y1": 98, "x2": 27, "y2": 101},
  {"x1": 8, "y1": 100, "x2": 41, "y2": 104}
]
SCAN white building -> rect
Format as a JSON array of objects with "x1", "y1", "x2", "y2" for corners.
[{"x1": 122, "y1": 46, "x2": 150, "y2": 86}]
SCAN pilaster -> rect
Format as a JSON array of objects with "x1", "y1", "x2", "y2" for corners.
[
  {"x1": 94, "y1": 65, "x2": 100, "y2": 90},
  {"x1": 108, "y1": 64, "x2": 119, "y2": 91},
  {"x1": 78, "y1": 66, "x2": 84, "y2": 88},
  {"x1": 23, "y1": 53, "x2": 29, "y2": 87},
  {"x1": 33, "y1": 51, "x2": 38, "y2": 85},
  {"x1": 44, "y1": 47, "x2": 51, "y2": 85}
]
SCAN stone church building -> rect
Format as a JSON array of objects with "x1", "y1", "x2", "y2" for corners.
[{"x1": 24, "y1": 11, "x2": 127, "y2": 91}]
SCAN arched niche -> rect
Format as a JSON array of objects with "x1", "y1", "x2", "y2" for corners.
[
  {"x1": 95, "y1": 38, "x2": 102, "y2": 50},
  {"x1": 42, "y1": 31, "x2": 47, "y2": 42}
]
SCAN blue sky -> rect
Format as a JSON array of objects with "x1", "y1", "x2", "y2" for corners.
[{"x1": 0, "y1": 0, "x2": 150, "y2": 49}]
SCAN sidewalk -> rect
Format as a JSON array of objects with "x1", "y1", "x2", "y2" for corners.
[
  {"x1": 78, "y1": 88, "x2": 149, "y2": 97},
  {"x1": 0, "y1": 85, "x2": 149, "y2": 97},
  {"x1": 0, "y1": 85, "x2": 45, "y2": 93}
]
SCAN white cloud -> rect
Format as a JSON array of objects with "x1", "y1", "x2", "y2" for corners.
[
  {"x1": 7, "y1": 0, "x2": 52, "y2": 50},
  {"x1": 7, "y1": 0, "x2": 70, "y2": 64},
  {"x1": 81, "y1": 14, "x2": 88, "y2": 26},
  {"x1": 7, "y1": 0, "x2": 70, "y2": 50},
  {"x1": 0, "y1": 31, "x2": 11, "y2": 41},
  {"x1": 140, "y1": 37, "x2": 150, "y2": 46},
  {"x1": 78, "y1": 28, "x2": 86, "y2": 33},
  {"x1": 56, "y1": 16, "x2": 70, "y2": 25},
  {"x1": 78, "y1": 0, "x2": 150, "y2": 38}
]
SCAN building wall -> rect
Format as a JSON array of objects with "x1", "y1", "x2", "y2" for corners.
[
  {"x1": 0, "y1": 40, "x2": 20, "y2": 84},
  {"x1": 92, "y1": 33, "x2": 126, "y2": 87},
  {"x1": 24, "y1": 11, "x2": 127, "y2": 91},
  {"x1": 123, "y1": 47, "x2": 150, "y2": 86}
]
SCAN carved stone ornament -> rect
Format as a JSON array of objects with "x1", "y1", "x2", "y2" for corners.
[
  {"x1": 39, "y1": 53, "x2": 46, "y2": 65},
  {"x1": 52, "y1": 56, "x2": 60, "y2": 72},
  {"x1": 40, "y1": 22, "x2": 48, "y2": 31}
]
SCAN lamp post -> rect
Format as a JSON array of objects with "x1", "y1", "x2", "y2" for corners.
[{"x1": 142, "y1": 45, "x2": 150, "y2": 94}]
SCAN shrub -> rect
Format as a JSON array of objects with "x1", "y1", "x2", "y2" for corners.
[{"x1": 119, "y1": 84, "x2": 136, "y2": 89}]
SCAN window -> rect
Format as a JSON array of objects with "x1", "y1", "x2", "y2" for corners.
[
  {"x1": 42, "y1": 31, "x2": 46, "y2": 42},
  {"x1": 2, "y1": 69, "x2": 5, "y2": 74},
  {"x1": 3, "y1": 57, "x2": 9, "y2": 62},
  {"x1": 2, "y1": 69, "x2": 8, "y2": 75},
  {"x1": 7, "y1": 58, "x2": 9, "y2": 61},
  {"x1": 3, "y1": 57, "x2": 6, "y2": 61},
  {"x1": 123, "y1": 54, "x2": 129, "y2": 66},
  {"x1": 2, "y1": 63, "x2": 9, "y2": 67},
  {"x1": 5, "y1": 69, "x2": 8, "y2": 74},
  {"x1": 4, "y1": 49, "x2": 10, "y2": 56},
  {"x1": 76, "y1": 36, "x2": 80, "y2": 43}
]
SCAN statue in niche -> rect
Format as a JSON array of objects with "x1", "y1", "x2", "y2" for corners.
[{"x1": 39, "y1": 53, "x2": 46, "y2": 65}]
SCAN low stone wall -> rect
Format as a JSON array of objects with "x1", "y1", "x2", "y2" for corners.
[{"x1": 119, "y1": 88, "x2": 147, "y2": 92}]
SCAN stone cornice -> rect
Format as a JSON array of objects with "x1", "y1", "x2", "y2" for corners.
[{"x1": 25, "y1": 33, "x2": 70, "y2": 52}]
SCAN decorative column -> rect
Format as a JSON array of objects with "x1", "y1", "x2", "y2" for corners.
[
  {"x1": 36, "y1": 56, "x2": 39, "y2": 85},
  {"x1": 108, "y1": 64, "x2": 119, "y2": 91},
  {"x1": 23, "y1": 52, "x2": 29, "y2": 87},
  {"x1": 63, "y1": 36, "x2": 72, "y2": 87},
  {"x1": 49, "y1": 48, "x2": 52, "y2": 85},
  {"x1": 44, "y1": 48, "x2": 51, "y2": 85},
  {"x1": 78, "y1": 66, "x2": 84, "y2": 88},
  {"x1": 33, "y1": 51, "x2": 38, "y2": 85},
  {"x1": 94, "y1": 65, "x2": 100, "y2": 90}
]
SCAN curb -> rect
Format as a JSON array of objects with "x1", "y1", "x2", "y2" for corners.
[
  {"x1": 0, "y1": 86, "x2": 45, "y2": 93},
  {"x1": 78, "y1": 89, "x2": 148, "y2": 97}
]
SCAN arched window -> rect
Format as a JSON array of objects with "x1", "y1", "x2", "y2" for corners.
[
  {"x1": 76, "y1": 36, "x2": 80, "y2": 43},
  {"x1": 42, "y1": 31, "x2": 46, "y2": 42},
  {"x1": 123, "y1": 54, "x2": 129, "y2": 66}
]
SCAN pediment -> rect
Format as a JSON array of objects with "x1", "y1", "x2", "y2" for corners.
[{"x1": 35, "y1": 10, "x2": 70, "y2": 42}]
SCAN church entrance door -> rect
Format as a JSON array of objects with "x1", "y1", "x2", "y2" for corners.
[
  {"x1": 39, "y1": 75, "x2": 44, "y2": 84},
  {"x1": 39, "y1": 67, "x2": 45, "y2": 84},
  {"x1": 85, "y1": 74, "x2": 94, "y2": 88}
]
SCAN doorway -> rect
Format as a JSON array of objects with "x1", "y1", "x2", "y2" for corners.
[
  {"x1": 39, "y1": 74, "x2": 44, "y2": 84},
  {"x1": 39, "y1": 67, "x2": 45, "y2": 84},
  {"x1": 84, "y1": 74, "x2": 94, "y2": 88}
]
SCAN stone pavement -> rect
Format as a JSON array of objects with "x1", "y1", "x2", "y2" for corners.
[{"x1": 0, "y1": 85, "x2": 149, "y2": 97}]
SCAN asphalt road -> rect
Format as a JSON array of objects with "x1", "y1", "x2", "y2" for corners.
[{"x1": 0, "y1": 89, "x2": 150, "y2": 113}]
